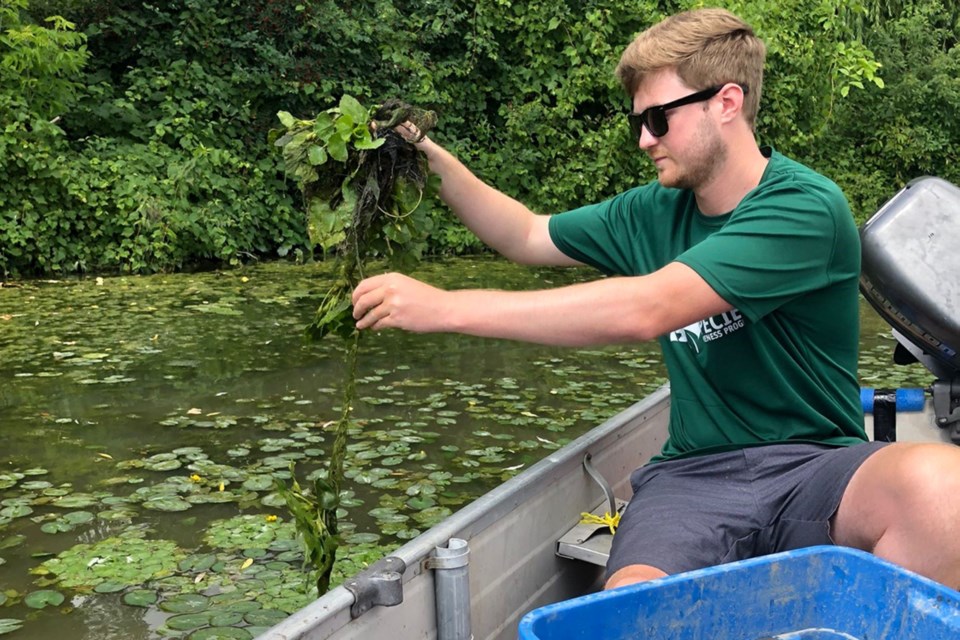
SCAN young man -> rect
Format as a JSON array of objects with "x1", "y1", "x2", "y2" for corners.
[{"x1": 352, "y1": 8, "x2": 960, "y2": 590}]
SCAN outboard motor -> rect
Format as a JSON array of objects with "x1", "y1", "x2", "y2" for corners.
[{"x1": 860, "y1": 177, "x2": 960, "y2": 442}]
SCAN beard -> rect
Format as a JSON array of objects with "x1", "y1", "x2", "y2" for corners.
[{"x1": 654, "y1": 115, "x2": 728, "y2": 190}]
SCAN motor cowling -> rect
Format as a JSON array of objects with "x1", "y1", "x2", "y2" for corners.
[{"x1": 860, "y1": 176, "x2": 960, "y2": 436}]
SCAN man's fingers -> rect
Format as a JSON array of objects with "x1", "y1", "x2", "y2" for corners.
[
  {"x1": 396, "y1": 121, "x2": 425, "y2": 143},
  {"x1": 351, "y1": 273, "x2": 438, "y2": 333},
  {"x1": 352, "y1": 274, "x2": 403, "y2": 329},
  {"x1": 353, "y1": 290, "x2": 384, "y2": 325}
]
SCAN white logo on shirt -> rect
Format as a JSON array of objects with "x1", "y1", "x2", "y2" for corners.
[{"x1": 670, "y1": 309, "x2": 745, "y2": 353}]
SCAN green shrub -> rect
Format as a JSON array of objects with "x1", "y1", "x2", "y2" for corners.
[{"x1": 3, "y1": 0, "x2": 957, "y2": 274}]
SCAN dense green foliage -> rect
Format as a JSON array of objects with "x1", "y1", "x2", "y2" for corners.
[
  {"x1": 809, "y1": 0, "x2": 960, "y2": 216},
  {"x1": 2, "y1": 0, "x2": 958, "y2": 277}
]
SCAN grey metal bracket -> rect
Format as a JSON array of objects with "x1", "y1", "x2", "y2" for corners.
[
  {"x1": 582, "y1": 452, "x2": 616, "y2": 517},
  {"x1": 343, "y1": 555, "x2": 406, "y2": 619},
  {"x1": 931, "y1": 377, "x2": 960, "y2": 443},
  {"x1": 555, "y1": 454, "x2": 626, "y2": 567}
]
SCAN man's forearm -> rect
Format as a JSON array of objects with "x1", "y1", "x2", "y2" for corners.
[
  {"x1": 442, "y1": 278, "x2": 658, "y2": 346},
  {"x1": 352, "y1": 263, "x2": 733, "y2": 345}
]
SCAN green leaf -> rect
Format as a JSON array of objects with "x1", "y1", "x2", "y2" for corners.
[
  {"x1": 159, "y1": 593, "x2": 210, "y2": 614},
  {"x1": 353, "y1": 136, "x2": 385, "y2": 150},
  {"x1": 277, "y1": 111, "x2": 296, "y2": 128},
  {"x1": 0, "y1": 536, "x2": 25, "y2": 550},
  {"x1": 0, "y1": 505, "x2": 32, "y2": 518},
  {"x1": 165, "y1": 612, "x2": 213, "y2": 631},
  {"x1": 25, "y1": 590, "x2": 65, "y2": 609},
  {"x1": 327, "y1": 134, "x2": 348, "y2": 163},
  {"x1": 307, "y1": 146, "x2": 328, "y2": 166},
  {"x1": 0, "y1": 619, "x2": 23, "y2": 635},
  {"x1": 189, "y1": 628, "x2": 252, "y2": 640},
  {"x1": 335, "y1": 113, "x2": 355, "y2": 135},
  {"x1": 338, "y1": 95, "x2": 368, "y2": 125},
  {"x1": 306, "y1": 198, "x2": 349, "y2": 251},
  {"x1": 94, "y1": 581, "x2": 127, "y2": 593},
  {"x1": 123, "y1": 589, "x2": 159, "y2": 607},
  {"x1": 305, "y1": 289, "x2": 354, "y2": 341},
  {"x1": 314, "y1": 113, "x2": 335, "y2": 139}
]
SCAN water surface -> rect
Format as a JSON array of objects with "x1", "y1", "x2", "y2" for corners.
[{"x1": 0, "y1": 257, "x2": 934, "y2": 639}]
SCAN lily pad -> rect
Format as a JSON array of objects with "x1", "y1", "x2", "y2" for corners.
[
  {"x1": 64, "y1": 511, "x2": 95, "y2": 524},
  {"x1": 241, "y1": 475, "x2": 274, "y2": 491},
  {"x1": 53, "y1": 494, "x2": 99, "y2": 508},
  {"x1": 144, "y1": 497, "x2": 192, "y2": 512},
  {"x1": 344, "y1": 532, "x2": 380, "y2": 545},
  {"x1": 144, "y1": 459, "x2": 182, "y2": 472},
  {"x1": 160, "y1": 593, "x2": 210, "y2": 614},
  {"x1": 0, "y1": 536, "x2": 25, "y2": 550},
  {"x1": 180, "y1": 553, "x2": 218, "y2": 572},
  {"x1": 98, "y1": 508, "x2": 138, "y2": 521},
  {"x1": 243, "y1": 609, "x2": 288, "y2": 626},
  {"x1": 189, "y1": 627, "x2": 252, "y2": 640},
  {"x1": 0, "y1": 619, "x2": 24, "y2": 635},
  {"x1": 0, "y1": 505, "x2": 32, "y2": 519},
  {"x1": 24, "y1": 590, "x2": 64, "y2": 609},
  {"x1": 123, "y1": 589, "x2": 159, "y2": 607},
  {"x1": 36, "y1": 532, "x2": 185, "y2": 590},
  {"x1": 209, "y1": 611, "x2": 245, "y2": 627},
  {"x1": 221, "y1": 600, "x2": 262, "y2": 613},
  {"x1": 165, "y1": 612, "x2": 213, "y2": 631},
  {"x1": 21, "y1": 480, "x2": 53, "y2": 490},
  {"x1": 41, "y1": 522, "x2": 72, "y2": 534}
]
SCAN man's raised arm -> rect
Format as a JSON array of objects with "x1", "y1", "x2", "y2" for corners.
[{"x1": 415, "y1": 136, "x2": 580, "y2": 267}]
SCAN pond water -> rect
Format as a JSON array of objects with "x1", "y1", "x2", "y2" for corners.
[{"x1": 0, "y1": 256, "x2": 934, "y2": 640}]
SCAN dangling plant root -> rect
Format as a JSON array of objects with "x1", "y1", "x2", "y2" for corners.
[{"x1": 273, "y1": 95, "x2": 438, "y2": 593}]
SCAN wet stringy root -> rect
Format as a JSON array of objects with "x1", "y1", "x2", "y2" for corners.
[{"x1": 302, "y1": 99, "x2": 438, "y2": 340}]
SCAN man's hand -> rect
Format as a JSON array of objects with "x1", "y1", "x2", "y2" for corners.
[{"x1": 352, "y1": 273, "x2": 449, "y2": 333}]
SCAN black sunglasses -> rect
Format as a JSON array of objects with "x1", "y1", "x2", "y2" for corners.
[{"x1": 628, "y1": 84, "x2": 748, "y2": 139}]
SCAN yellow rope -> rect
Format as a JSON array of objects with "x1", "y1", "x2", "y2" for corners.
[{"x1": 579, "y1": 510, "x2": 621, "y2": 534}]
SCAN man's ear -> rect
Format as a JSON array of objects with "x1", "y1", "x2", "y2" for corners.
[{"x1": 716, "y1": 84, "x2": 746, "y2": 124}]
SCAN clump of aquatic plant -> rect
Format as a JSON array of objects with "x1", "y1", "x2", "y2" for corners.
[
  {"x1": 274, "y1": 95, "x2": 439, "y2": 340},
  {"x1": 273, "y1": 466, "x2": 339, "y2": 594},
  {"x1": 274, "y1": 95, "x2": 439, "y2": 592}
]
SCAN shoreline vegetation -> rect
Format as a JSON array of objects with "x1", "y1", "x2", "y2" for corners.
[{"x1": 2, "y1": 0, "x2": 958, "y2": 278}]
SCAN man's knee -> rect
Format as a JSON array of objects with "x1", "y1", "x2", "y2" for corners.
[
  {"x1": 604, "y1": 564, "x2": 668, "y2": 590},
  {"x1": 833, "y1": 442, "x2": 960, "y2": 587},
  {"x1": 837, "y1": 443, "x2": 960, "y2": 532}
]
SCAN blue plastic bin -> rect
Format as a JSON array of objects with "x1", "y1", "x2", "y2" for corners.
[{"x1": 519, "y1": 546, "x2": 960, "y2": 639}]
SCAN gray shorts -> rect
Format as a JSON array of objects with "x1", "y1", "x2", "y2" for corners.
[{"x1": 606, "y1": 441, "x2": 888, "y2": 578}]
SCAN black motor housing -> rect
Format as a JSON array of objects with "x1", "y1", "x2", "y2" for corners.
[{"x1": 859, "y1": 176, "x2": 960, "y2": 379}]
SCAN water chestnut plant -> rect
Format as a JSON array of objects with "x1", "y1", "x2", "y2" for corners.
[{"x1": 274, "y1": 94, "x2": 439, "y2": 592}]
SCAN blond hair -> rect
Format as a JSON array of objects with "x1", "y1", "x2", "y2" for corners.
[{"x1": 616, "y1": 8, "x2": 766, "y2": 127}]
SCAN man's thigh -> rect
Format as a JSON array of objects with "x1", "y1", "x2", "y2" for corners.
[
  {"x1": 606, "y1": 442, "x2": 887, "y2": 579},
  {"x1": 606, "y1": 448, "x2": 759, "y2": 577}
]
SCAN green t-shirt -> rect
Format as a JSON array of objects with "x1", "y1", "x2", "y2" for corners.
[{"x1": 548, "y1": 149, "x2": 868, "y2": 461}]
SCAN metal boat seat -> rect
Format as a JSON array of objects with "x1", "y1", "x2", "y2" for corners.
[{"x1": 555, "y1": 499, "x2": 622, "y2": 566}]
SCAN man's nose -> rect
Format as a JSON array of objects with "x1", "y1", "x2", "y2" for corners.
[{"x1": 638, "y1": 125, "x2": 659, "y2": 150}]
